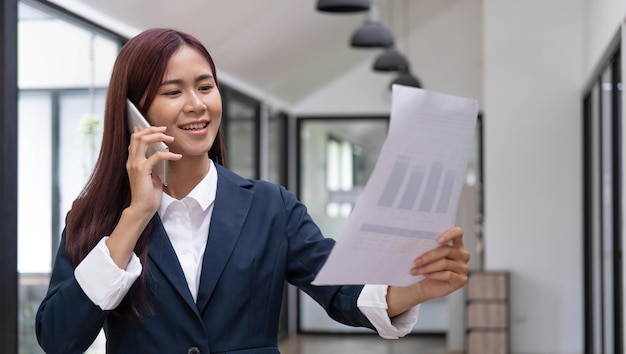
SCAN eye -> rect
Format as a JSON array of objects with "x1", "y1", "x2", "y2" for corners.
[
  {"x1": 163, "y1": 90, "x2": 181, "y2": 96},
  {"x1": 199, "y1": 85, "x2": 213, "y2": 92}
]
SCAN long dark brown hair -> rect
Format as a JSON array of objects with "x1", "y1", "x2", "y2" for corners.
[{"x1": 65, "y1": 28, "x2": 225, "y2": 317}]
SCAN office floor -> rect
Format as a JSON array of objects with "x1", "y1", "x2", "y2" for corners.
[{"x1": 278, "y1": 334, "x2": 448, "y2": 354}]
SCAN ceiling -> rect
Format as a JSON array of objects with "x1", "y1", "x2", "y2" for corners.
[{"x1": 53, "y1": 0, "x2": 461, "y2": 110}]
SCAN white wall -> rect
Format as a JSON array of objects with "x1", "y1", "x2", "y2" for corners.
[{"x1": 483, "y1": 1, "x2": 584, "y2": 353}]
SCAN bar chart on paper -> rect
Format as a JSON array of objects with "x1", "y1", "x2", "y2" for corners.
[
  {"x1": 357, "y1": 156, "x2": 461, "y2": 242},
  {"x1": 378, "y1": 157, "x2": 457, "y2": 215},
  {"x1": 312, "y1": 85, "x2": 478, "y2": 286}
]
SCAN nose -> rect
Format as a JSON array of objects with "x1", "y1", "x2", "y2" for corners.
[{"x1": 184, "y1": 92, "x2": 206, "y2": 113}]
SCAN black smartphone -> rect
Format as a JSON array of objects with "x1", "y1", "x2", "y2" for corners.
[{"x1": 126, "y1": 99, "x2": 169, "y2": 186}]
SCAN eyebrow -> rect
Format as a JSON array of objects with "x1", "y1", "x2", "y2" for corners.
[{"x1": 160, "y1": 74, "x2": 214, "y2": 86}]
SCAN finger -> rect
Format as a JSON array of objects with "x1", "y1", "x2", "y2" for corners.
[
  {"x1": 126, "y1": 151, "x2": 181, "y2": 180},
  {"x1": 432, "y1": 245, "x2": 471, "y2": 263},
  {"x1": 129, "y1": 127, "x2": 162, "y2": 152},
  {"x1": 131, "y1": 131, "x2": 174, "y2": 148},
  {"x1": 130, "y1": 125, "x2": 167, "y2": 136},
  {"x1": 145, "y1": 150, "x2": 183, "y2": 166},
  {"x1": 411, "y1": 257, "x2": 469, "y2": 276},
  {"x1": 128, "y1": 131, "x2": 174, "y2": 161},
  {"x1": 438, "y1": 227, "x2": 464, "y2": 247},
  {"x1": 414, "y1": 244, "x2": 469, "y2": 267},
  {"x1": 420, "y1": 270, "x2": 468, "y2": 287}
]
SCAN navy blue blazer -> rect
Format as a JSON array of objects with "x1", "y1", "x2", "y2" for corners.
[{"x1": 36, "y1": 164, "x2": 374, "y2": 354}]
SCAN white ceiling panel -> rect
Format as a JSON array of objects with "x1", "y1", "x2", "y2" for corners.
[{"x1": 53, "y1": 0, "x2": 462, "y2": 107}]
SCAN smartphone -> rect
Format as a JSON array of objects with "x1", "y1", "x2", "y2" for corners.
[{"x1": 126, "y1": 99, "x2": 169, "y2": 186}]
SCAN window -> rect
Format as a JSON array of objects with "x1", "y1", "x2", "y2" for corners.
[
  {"x1": 582, "y1": 41, "x2": 623, "y2": 354},
  {"x1": 17, "y1": 1, "x2": 123, "y2": 352},
  {"x1": 325, "y1": 135, "x2": 357, "y2": 217},
  {"x1": 297, "y1": 116, "x2": 389, "y2": 333},
  {"x1": 221, "y1": 86, "x2": 261, "y2": 179}
]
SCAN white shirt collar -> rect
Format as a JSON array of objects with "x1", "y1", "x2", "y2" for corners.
[{"x1": 158, "y1": 159, "x2": 218, "y2": 217}]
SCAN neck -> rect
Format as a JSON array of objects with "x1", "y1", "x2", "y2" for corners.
[{"x1": 163, "y1": 154, "x2": 211, "y2": 200}]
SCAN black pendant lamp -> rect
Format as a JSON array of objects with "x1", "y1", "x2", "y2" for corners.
[
  {"x1": 373, "y1": 47, "x2": 409, "y2": 72},
  {"x1": 317, "y1": 0, "x2": 370, "y2": 13},
  {"x1": 350, "y1": 5, "x2": 394, "y2": 48},
  {"x1": 390, "y1": 70, "x2": 422, "y2": 89}
]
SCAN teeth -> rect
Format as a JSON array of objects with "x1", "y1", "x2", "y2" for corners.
[{"x1": 181, "y1": 123, "x2": 208, "y2": 130}]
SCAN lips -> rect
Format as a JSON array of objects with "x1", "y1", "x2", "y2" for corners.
[{"x1": 180, "y1": 122, "x2": 208, "y2": 130}]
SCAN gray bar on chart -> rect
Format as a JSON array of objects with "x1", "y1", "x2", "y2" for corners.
[
  {"x1": 418, "y1": 162, "x2": 444, "y2": 212},
  {"x1": 398, "y1": 167, "x2": 425, "y2": 210},
  {"x1": 361, "y1": 223, "x2": 440, "y2": 239},
  {"x1": 377, "y1": 156, "x2": 410, "y2": 207},
  {"x1": 436, "y1": 171, "x2": 456, "y2": 213}
]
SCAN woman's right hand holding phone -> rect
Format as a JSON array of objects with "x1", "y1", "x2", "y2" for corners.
[
  {"x1": 105, "y1": 126, "x2": 181, "y2": 269},
  {"x1": 126, "y1": 126, "x2": 180, "y2": 217}
]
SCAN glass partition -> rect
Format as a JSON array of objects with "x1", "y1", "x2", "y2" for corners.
[
  {"x1": 17, "y1": 1, "x2": 122, "y2": 352},
  {"x1": 268, "y1": 111, "x2": 288, "y2": 186},
  {"x1": 222, "y1": 87, "x2": 260, "y2": 179},
  {"x1": 296, "y1": 113, "x2": 484, "y2": 334},
  {"x1": 297, "y1": 117, "x2": 388, "y2": 332}
]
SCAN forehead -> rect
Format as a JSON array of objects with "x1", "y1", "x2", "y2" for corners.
[{"x1": 164, "y1": 45, "x2": 213, "y2": 77}]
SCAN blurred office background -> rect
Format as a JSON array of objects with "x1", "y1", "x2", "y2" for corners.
[{"x1": 0, "y1": 0, "x2": 624, "y2": 353}]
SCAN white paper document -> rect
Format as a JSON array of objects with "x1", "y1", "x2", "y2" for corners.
[{"x1": 312, "y1": 85, "x2": 478, "y2": 286}]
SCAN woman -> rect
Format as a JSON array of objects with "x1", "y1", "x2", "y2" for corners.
[{"x1": 35, "y1": 28, "x2": 470, "y2": 354}]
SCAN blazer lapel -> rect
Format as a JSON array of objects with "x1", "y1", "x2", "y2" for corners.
[
  {"x1": 148, "y1": 215, "x2": 198, "y2": 312},
  {"x1": 196, "y1": 166, "x2": 253, "y2": 314}
]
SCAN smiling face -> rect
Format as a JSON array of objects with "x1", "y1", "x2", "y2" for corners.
[{"x1": 145, "y1": 44, "x2": 222, "y2": 158}]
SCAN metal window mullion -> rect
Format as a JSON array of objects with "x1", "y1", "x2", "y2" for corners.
[
  {"x1": 611, "y1": 51, "x2": 624, "y2": 354},
  {"x1": 51, "y1": 91, "x2": 61, "y2": 266},
  {"x1": 0, "y1": 0, "x2": 19, "y2": 352}
]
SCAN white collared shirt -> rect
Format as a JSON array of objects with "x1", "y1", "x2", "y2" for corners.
[
  {"x1": 157, "y1": 161, "x2": 216, "y2": 302},
  {"x1": 74, "y1": 160, "x2": 419, "y2": 339}
]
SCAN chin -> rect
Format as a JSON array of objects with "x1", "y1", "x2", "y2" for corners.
[{"x1": 188, "y1": 149, "x2": 213, "y2": 158}]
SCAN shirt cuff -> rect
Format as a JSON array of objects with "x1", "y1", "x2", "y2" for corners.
[
  {"x1": 74, "y1": 237, "x2": 142, "y2": 311},
  {"x1": 357, "y1": 284, "x2": 420, "y2": 339}
]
